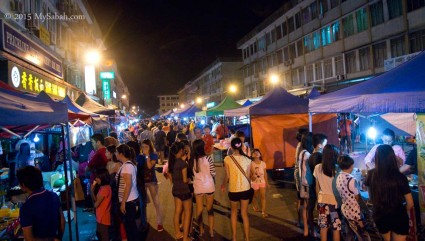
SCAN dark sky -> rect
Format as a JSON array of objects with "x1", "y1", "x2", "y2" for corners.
[{"x1": 87, "y1": 0, "x2": 287, "y2": 115}]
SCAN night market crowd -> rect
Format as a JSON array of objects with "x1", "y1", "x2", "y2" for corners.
[{"x1": 11, "y1": 117, "x2": 419, "y2": 241}]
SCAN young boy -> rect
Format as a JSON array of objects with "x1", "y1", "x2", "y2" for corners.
[{"x1": 336, "y1": 155, "x2": 370, "y2": 241}]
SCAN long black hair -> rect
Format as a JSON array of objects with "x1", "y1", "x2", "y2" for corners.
[
  {"x1": 230, "y1": 137, "x2": 250, "y2": 159},
  {"x1": 106, "y1": 145, "x2": 119, "y2": 163},
  {"x1": 116, "y1": 144, "x2": 136, "y2": 164},
  {"x1": 322, "y1": 144, "x2": 339, "y2": 177},
  {"x1": 300, "y1": 132, "x2": 313, "y2": 154},
  {"x1": 192, "y1": 139, "x2": 206, "y2": 173},
  {"x1": 369, "y1": 144, "x2": 405, "y2": 212},
  {"x1": 168, "y1": 142, "x2": 185, "y2": 174}
]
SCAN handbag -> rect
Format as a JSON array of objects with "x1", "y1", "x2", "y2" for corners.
[{"x1": 229, "y1": 155, "x2": 254, "y2": 204}]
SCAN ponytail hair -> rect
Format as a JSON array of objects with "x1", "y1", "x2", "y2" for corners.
[
  {"x1": 231, "y1": 137, "x2": 250, "y2": 159},
  {"x1": 116, "y1": 144, "x2": 136, "y2": 164},
  {"x1": 106, "y1": 145, "x2": 119, "y2": 163},
  {"x1": 192, "y1": 139, "x2": 206, "y2": 173},
  {"x1": 169, "y1": 142, "x2": 184, "y2": 174}
]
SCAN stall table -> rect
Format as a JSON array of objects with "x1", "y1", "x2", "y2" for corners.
[{"x1": 213, "y1": 143, "x2": 228, "y2": 167}]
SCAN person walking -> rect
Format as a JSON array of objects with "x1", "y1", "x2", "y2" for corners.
[
  {"x1": 91, "y1": 168, "x2": 112, "y2": 241},
  {"x1": 137, "y1": 139, "x2": 164, "y2": 232},
  {"x1": 221, "y1": 138, "x2": 252, "y2": 241},
  {"x1": 192, "y1": 140, "x2": 216, "y2": 238},
  {"x1": 250, "y1": 148, "x2": 269, "y2": 217},
  {"x1": 154, "y1": 125, "x2": 167, "y2": 164}
]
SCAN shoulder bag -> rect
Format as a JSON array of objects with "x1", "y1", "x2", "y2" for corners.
[{"x1": 229, "y1": 155, "x2": 254, "y2": 204}]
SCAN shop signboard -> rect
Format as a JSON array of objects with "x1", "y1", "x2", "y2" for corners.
[
  {"x1": 7, "y1": 62, "x2": 66, "y2": 98},
  {"x1": 102, "y1": 79, "x2": 111, "y2": 100},
  {"x1": 100, "y1": 71, "x2": 114, "y2": 79},
  {"x1": 38, "y1": 25, "x2": 50, "y2": 46},
  {"x1": 0, "y1": 20, "x2": 63, "y2": 78},
  {"x1": 206, "y1": 102, "x2": 215, "y2": 108}
]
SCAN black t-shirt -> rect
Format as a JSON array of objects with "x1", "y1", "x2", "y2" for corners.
[
  {"x1": 154, "y1": 130, "x2": 166, "y2": 146},
  {"x1": 405, "y1": 147, "x2": 417, "y2": 175},
  {"x1": 366, "y1": 170, "x2": 411, "y2": 218},
  {"x1": 167, "y1": 131, "x2": 178, "y2": 145}
]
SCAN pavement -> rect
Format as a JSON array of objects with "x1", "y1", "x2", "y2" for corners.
[{"x1": 63, "y1": 165, "x2": 304, "y2": 241}]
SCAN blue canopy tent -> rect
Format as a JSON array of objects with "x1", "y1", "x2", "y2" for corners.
[
  {"x1": 63, "y1": 96, "x2": 109, "y2": 131},
  {"x1": 174, "y1": 104, "x2": 200, "y2": 118},
  {"x1": 224, "y1": 87, "x2": 337, "y2": 169},
  {"x1": 309, "y1": 51, "x2": 425, "y2": 114},
  {"x1": 242, "y1": 99, "x2": 253, "y2": 107},
  {"x1": 75, "y1": 93, "x2": 116, "y2": 116},
  {"x1": 307, "y1": 87, "x2": 320, "y2": 99}
]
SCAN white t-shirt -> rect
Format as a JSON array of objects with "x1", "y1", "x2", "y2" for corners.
[
  {"x1": 116, "y1": 161, "x2": 139, "y2": 202},
  {"x1": 313, "y1": 164, "x2": 337, "y2": 206},
  {"x1": 224, "y1": 155, "x2": 251, "y2": 193},
  {"x1": 193, "y1": 156, "x2": 216, "y2": 194},
  {"x1": 251, "y1": 161, "x2": 266, "y2": 184}
]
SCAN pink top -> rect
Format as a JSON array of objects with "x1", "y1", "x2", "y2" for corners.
[
  {"x1": 364, "y1": 144, "x2": 406, "y2": 169},
  {"x1": 96, "y1": 186, "x2": 112, "y2": 225}
]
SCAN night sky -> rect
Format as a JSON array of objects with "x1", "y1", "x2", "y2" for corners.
[{"x1": 87, "y1": 0, "x2": 287, "y2": 116}]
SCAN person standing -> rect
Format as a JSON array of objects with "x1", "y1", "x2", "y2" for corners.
[
  {"x1": 338, "y1": 113, "x2": 353, "y2": 153},
  {"x1": 192, "y1": 140, "x2": 216, "y2": 237},
  {"x1": 154, "y1": 125, "x2": 167, "y2": 165},
  {"x1": 87, "y1": 134, "x2": 108, "y2": 184},
  {"x1": 365, "y1": 145, "x2": 413, "y2": 241},
  {"x1": 17, "y1": 166, "x2": 65, "y2": 241},
  {"x1": 294, "y1": 129, "x2": 309, "y2": 227},
  {"x1": 215, "y1": 120, "x2": 229, "y2": 140},
  {"x1": 137, "y1": 139, "x2": 164, "y2": 232},
  {"x1": 115, "y1": 144, "x2": 141, "y2": 241},
  {"x1": 91, "y1": 168, "x2": 112, "y2": 241},
  {"x1": 202, "y1": 126, "x2": 215, "y2": 157},
  {"x1": 221, "y1": 138, "x2": 252, "y2": 241},
  {"x1": 250, "y1": 149, "x2": 269, "y2": 217},
  {"x1": 313, "y1": 144, "x2": 341, "y2": 241}
]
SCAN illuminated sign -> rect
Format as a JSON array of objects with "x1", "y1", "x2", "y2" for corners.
[
  {"x1": 38, "y1": 25, "x2": 50, "y2": 46},
  {"x1": 8, "y1": 62, "x2": 66, "y2": 98},
  {"x1": 1, "y1": 20, "x2": 63, "y2": 78},
  {"x1": 100, "y1": 71, "x2": 114, "y2": 79},
  {"x1": 84, "y1": 65, "x2": 96, "y2": 95},
  {"x1": 113, "y1": 91, "x2": 117, "y2": 98},
  {"x1": 206, "y1": 102, "x2": 215, "y2": 108},
  {"x1": 102, "y1": 79, "x2": 111, "y2": 100}
]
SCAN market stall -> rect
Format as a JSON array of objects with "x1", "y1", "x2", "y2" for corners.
[
  {"x1": 173, "y1": 104, "x2": 200, "y2": 119},
  {"x1": 224, "y1": 87, "x2": 337, "y2": 169},
  {"x1": 309, "y1": 50, "x2": 425, "y2": 239},
  {"x1": 195, "y1": 96, "x2": 242, "y2": 117},
  {"x1": 0, "y1": 87, "x2": 77, "y2": 241}
]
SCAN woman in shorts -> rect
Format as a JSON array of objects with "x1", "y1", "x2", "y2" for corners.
[{"x1": 250, "y1": 148, "x2": 269, "y2": 217}]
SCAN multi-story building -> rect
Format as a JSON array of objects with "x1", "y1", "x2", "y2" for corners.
[
  {"x1": 238, "y1": 0, "x2": 425, "y2": 97},
  {"x1": 158, "y1": 95, "x2": 180, "y2": 114},
  {"x1": 0, "y1": 0, "x2": 129, "y2": 109},
  {"x1": 178, "y1": 57, "x2": 243, "y2": 108}
]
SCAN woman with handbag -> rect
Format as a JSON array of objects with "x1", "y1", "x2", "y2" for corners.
[
  {"x1": 221, "y1": 137, "x2": 253, "y2": 241},
  {"x1": 137, "y1": 139, "x2": 164, "y2": 232}
]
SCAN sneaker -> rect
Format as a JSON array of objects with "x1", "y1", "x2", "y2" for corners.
[{"x1": 157, "y1": 224, "x2": 164, "y2": 232}]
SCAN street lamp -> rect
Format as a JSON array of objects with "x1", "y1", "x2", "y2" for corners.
[
  {"x1": 122, "y1": 95, "x2": 127, "y2": 99},
  {"x1": 180, "y1": 104, "x2": 185, "y2": 109},
  {"x1": 85, "y1": 50, "x2": 101, "y2": 65},
  {"x1": 132, "y1": 106, "x2": 136, "y2": 110},
  {"x1": 228, "y1": 84, "x2": 237, "y2": 93},
  {"x1": 270, "y1": 74, "x2": 279, "y2": 85},
  {"x1": 196, "y1": 97, "x2": 203, "y2": 104}
]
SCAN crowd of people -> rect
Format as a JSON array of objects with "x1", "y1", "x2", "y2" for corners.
[{"x1": 294, "y1": 128, "x2": 416, "y2": 241}]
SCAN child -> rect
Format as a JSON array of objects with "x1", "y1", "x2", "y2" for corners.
[
  {"x1": 202, "y1": 125, "x2": 214, "y2": 156},
  {"x1": 336, "y1": 155, "x2": 371, "y2": 241},
  {"x1": 91, "y1": 168, "x2": 112, "y2": 241},
  {"x1": 250, "y1": 149, "x2": 269, "y2": 217}
]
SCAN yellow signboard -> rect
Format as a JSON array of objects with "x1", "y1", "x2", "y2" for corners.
[{"x1": 38, "y1": 25, "x2": 51, "y2": 46}]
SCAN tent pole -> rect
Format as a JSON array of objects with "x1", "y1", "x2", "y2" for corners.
[
  {"x1": 308, "y1": 113, "x2": 313, "y2": 132},
  {"x1": 66, "y1": 124, "x2": 80, "y2": 241},
  {"x1": 61, "y1": 124, "x2": 72, "y2": 241}
]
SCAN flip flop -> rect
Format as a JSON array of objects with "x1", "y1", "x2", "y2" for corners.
[
  {"x1": 252, "y1": 206, "x2": 260, "y2": 212},
  {"x1": 262, "y1": 212, "x2": 269, "y2": 218}
]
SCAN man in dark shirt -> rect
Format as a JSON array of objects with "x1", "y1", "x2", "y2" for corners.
[
  {"x1": 18, "y1": 166, "x2": 65, "y2": 241},
  {"x1": 306, "y1": 133, "x2": 327, "y2": 237},
  {"x1": 400, "y1": 145, "x2": 417, "y2": 175},
  {"x1": 154, "y1": 125, "x2": 167, "y2": 164}
]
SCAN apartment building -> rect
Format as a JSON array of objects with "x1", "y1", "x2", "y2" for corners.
[
  {"x1": 158, "y1": 95, "x2": 180, "y2": 114},
  {"x1": 0, "y1": 0, "x2": 129, "y2": 108},
  {"x1": 238, "y1": 0, "x2": 425, "y2": 97},
  {"x1": 178, "y1": 57, "x2": 243, "y2": 109}
]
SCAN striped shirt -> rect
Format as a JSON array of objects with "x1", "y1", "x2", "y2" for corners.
[{"x1": 115, "y1": 161, "x2": 139, "y2": 202}]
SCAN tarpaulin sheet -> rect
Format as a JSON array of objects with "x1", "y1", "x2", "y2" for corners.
[{"x1": 251, "y1": 113, "x2": 337, "y2": 169}]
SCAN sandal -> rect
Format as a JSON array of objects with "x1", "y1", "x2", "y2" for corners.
[
  {"x1": 252, "y1": 206, "x2": 260, "y2": 212},
  {"x1": 262, "y1": 212, "x2": 269, "y2": 218},
  {"x1": 175, "y1": 233, "x2": 184, "y2": 240}
]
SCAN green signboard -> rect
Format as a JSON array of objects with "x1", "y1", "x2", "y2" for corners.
[
  {"x1": 102, "y1": 79, "x2": 111, "y2": 100},
  {"x1": 100, "y1": 71, "x2": 115, "y2": 79}
]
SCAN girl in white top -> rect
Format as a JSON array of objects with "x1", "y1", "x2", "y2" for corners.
[
  {"x1": 221, "y1": 138, "x2": 252, "y2": 241},
  {"x1": 192, "y1": 140, "x2": 216, "y2": 237},
  {"x1": 250, "y1": 148, "x2": 269, "y2": 217},
  {"x1": 313, "y1": 144, "x2": 341, "y2": 241},
  {"x1": 115, "y1": 144, "x2": 140, "y2": 241}
]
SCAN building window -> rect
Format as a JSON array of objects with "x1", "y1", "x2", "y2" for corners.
[
  {"x1": 343, "y1": 15, "x2": 355, "y2": 37},
  {"x1": 283, "y1": 47, "x2": 290, "y2": 61},
  {"x1": 295, "y1": 12, "x2": 302, "y2": 29},
  {"x1": 289, "y1": 43, "x2": 296, "y2": 59},
  {"x1": 391, "y1": 36, "x2": 406, "y2": 57},
  {"x1": 345, "y1": 51, "x2": 357, "y2": 73},
  {"x1": 319, "y1": 0, "x2": 328, "y2": 15},
  {"x1": 271, "y1": 29, "x2": 276, "y2": 43},
  {"x1": 331, "y1": 21, "x2": 341, "y2": 42},
  {"x1": 284, "y1": 71, "x2": 291, "y2": 87},
  {"x1": 161, "y1": 103, "x2": 165, "y2": 106},
  {"x1": 330, "y1": 0, "x2": 339, "y2": 9},
  {"x1": 373, "y1": 42, "x2": 387, "y2": 67},
  {"x1": 335, "y1": 56, "x2": 344, "y2": 75},
  {"x1": 299, "y1": 67, "x2": 305, "y2": 85},
  {"x1": 324, "y1": 59, "x2": 333, "y2": 78},
  {"x1": 167, "y1": 97, "x2": 170, "y2": 100},
  {"x1": 282, "y1": 22, "x2": 288, "y2": 37},
  {"x1": 356, "y1": 8, "x2": 369, "y2": 33},
  {"x1": 313, "y1": 31, "x2": 321, "y2": 50},
  {"x1": 310, "y1": 1, "x2": 318, "y2": 19},
  {"x1": 359, "y1": 47, "x2": 371, "y2": 71},
  {"x1": 306, "y1": 65, "x2": 314, "y2": 82},
  {"x1": 273, "y1": 53, "x2": 278, "y2": 66},
  {"x1": 161, "y1": 97, "x2": 165, "y2": 100},
  {"x1": 370, "y1": 1, "x2": 384, "y2": 26},
  {"x1": 277, "y1": 49, "x2": 284, "y2": 64},
  {"x1": 297, "y1": 40, "x2": 303, "y2": 56},
  {"x1": 410, "y1": 29, "x2": 425, "y2": 53},
  {"x1": 276, "y1": 25, "x2": 282, "y2": 40},
  {"x1": 302, "y1": 7, "x2": 312, "y2": 24},
  {"x1": 315, "y1": 62, "x2": 323, "y2": 80},
  {"x1": 258, "y1": 36, "x2": 266, "y2": 52},
  {"x1": 292, "y1": 68, "x2": 300, "y2": 86},
  {"x1": 407, "y1": 0, "x2": 425, "y2": 12},
  {"x1": 288, "y1": 17, "x2": 295, "y2": 33},
  {"x1": 388, "y1": 0, "x2": 403, "y2": 19},
  {"x1": 322, "y1": 26, "x2": 332, "y2": 46}
]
